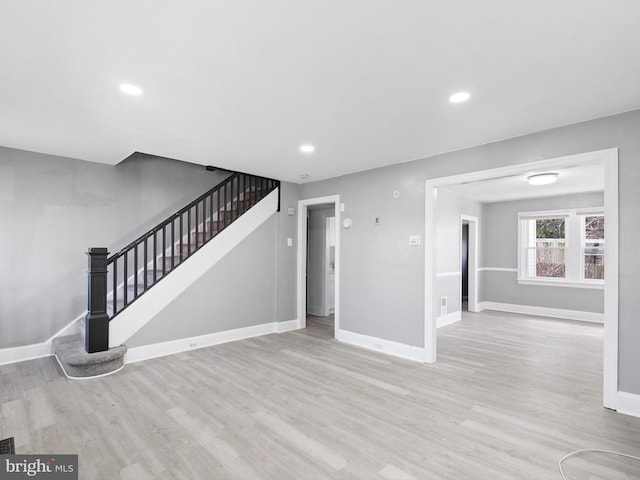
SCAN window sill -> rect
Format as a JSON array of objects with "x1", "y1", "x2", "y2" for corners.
[{"x1": 517, "y1": 278, "x2": 604, "y2": 289}]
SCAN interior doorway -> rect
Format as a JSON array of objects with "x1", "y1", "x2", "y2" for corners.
[
  {"x1": 461, "y1": 222, "x2": 469, "y2": 311},
  {"x1": 424, "y1": 148, "x2": 619, "y2": 411},
  {"x1": 306, "y1": 205, "x2": 336, "y2": 317},
  {"x1": 297, "y1": 195, "x2": 341, "y2": 337},
  {"x1": 460, "y1": 214, "x2": 478, "y2": 313}
]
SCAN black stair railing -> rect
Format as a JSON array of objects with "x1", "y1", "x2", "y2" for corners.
[{"x1": 85, "y1": 171, "x2": 280, "y2": 353}]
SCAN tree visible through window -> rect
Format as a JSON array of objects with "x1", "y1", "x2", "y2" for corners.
[
  {"x1": 529, "y1": 218, "x2": 566, "y2": 278},
  {"x1": 584, "y1": 215, "x2": 604, "y2": 280},
  {"x1": 519, "y1": 209, "x2": 605, "y2": 285}
]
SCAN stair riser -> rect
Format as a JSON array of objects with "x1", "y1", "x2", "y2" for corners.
[
  {"x1": 53, "y1": 334, "x2": 127, "y2": 378},
  {"x1": 218, "y1": 211, "x2": 238, "y2": 222},
  {"x1": 138, "y1": 270, "x2": 164, "y2": 285}
]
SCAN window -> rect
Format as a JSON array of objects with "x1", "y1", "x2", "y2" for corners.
[
  {"x1": 526, "y1": 217, "x2": 566, "y2": 278},
  {"x1": 518, "y1": 208, "x2": 604, "y2": 288},
  {"x1": 583, "y1": 215, "x2": 604, "y2": 280}
]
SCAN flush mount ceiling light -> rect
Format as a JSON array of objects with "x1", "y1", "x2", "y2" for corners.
[
  {"x1": 300, "y1": 144, "x2": 315, "y2": 154},
  {"x1": 527, "y1": 173, "x2": 559, "y2": 185},
  {"x1": 449, "y1": 91, "x2": 470, "y2": 103},
  {"x1": 119, "y1": 84, "x2": 143, "y2": 96}
]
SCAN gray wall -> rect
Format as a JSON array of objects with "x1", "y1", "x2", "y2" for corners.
[
  {"x1": 127, "y1": 217, "x2": 278, "y2": 347},
  {"x1": 276, "y1": 183, "x2": 299, "y2": 323},
  {"x1": 0, "y1": 148, "x2": 229, "y2": 348},
  {"x1": 307, "y1": 207, "x2": 334, "y2": 315},
  {"x1": 435, "y1": 189, "x2": 483, "y2": 318},
  {"x1": 300, "y1": 108, "x2": 640, "y2": 395},
  {"x1": 481, "y1": 192, "x2": 604, "y2": 312},
  {"x1": 128, "y1": 181, "x2": 299, "y2": 346},
  {"x1": 301, "y1": 167, "x2": 426, "y2": 347}
]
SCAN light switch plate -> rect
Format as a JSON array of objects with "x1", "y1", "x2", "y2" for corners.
[{"x1": 287, "y1": 237, "x2": 293, "y2": 247}]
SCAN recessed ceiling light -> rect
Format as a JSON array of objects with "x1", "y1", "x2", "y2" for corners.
[
  {"x1": 449, "y1": 91, "x2": 470, "y2": 103},
  {"x1": 527, "y1": 173, "x2": 558, "y2": 185},
  {"x1": 119, "y1": 84, "x2": 143, "y2": 96},
  {"x1": 300, "y1": 145, "x2": 315, "y2": 154},
  {"x1": 300, "y1": 174, "x2": 309, "y2": 180}
]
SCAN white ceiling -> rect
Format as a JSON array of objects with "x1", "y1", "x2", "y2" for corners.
[
  {"x1": 1, "y1": 1, "x2": 640, "y2": 184},
  {"x1": 440, "y1": 163, "x2": 604, "y2": 203}
]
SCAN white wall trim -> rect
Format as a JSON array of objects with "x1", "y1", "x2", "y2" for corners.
[
  {"x1": 478, "y1": 301, "x2": 604, "y2": 324},
  {"x1": 516, "y1": 278, "x2": 604, "y2": 289},
  {"x1": 602, "y1": 150, "x2": 619, "y2": 410},
  {"x1": 478, "y1": 267, "x2": 518, "y2": 272},
  {"x1": 0, "y1": 342, "x2": 52, "y2": 366},
  {"x1": 0, "y1": 309, "x2": 92, "y2": 365},
  {"x1": 615, "y1": 392, "x2": 640, "y2": 419},
  {"x1": 0, "y1": 317, "x2": 301, "y2": 367},
  {"x1": 335, "y1": 329, "x2": 424, "y2": 363},
  {"x1": 126, "y1": 319, "x2": 301, "y2": 364},
  {"x1": 425, "y1": 148, "x2": 619, "y2": 410},
  {"x1": 307, "y1": 305, "x2": 323, "y2": 317},
  {"x1": 435, "y1": 271, "x2": 461, "y2": 278},
  {"x1": 436, "y1": 311, "x2": 462, "y2": 328},
  {"x1": 275, "y1": 319, "x2": 299, "y2": 333},
  {"x1": 109, "y1": 189, "x2": 279, "y2": 348},
  {"x1": 297, "y1": 195, "x2": 341, "y2": 336}
]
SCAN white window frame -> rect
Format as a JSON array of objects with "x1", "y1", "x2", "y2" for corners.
[{"x1": 517, "y1": 207, "x2": 604, "y2": 289}]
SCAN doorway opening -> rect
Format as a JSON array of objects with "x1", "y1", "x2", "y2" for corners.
[
  {"x1": 424, "y1": 148, "x2": 618, "y2": 410},
  {"x1": 460, "y1": 215, "x2": 478, "y2": 313},
  {"x1": 461, "y1": 223, "x2": 468, "y2": 311},
  {"x1": 297, "y1": 195, "x2": 341, "y2": 338}
]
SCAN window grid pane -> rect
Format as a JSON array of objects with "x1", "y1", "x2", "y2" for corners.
[
  {"x1": 585, "y1": 216, "x2": 605, "y2": 240},
  {"x1": 583, "y1": 215, "x2": 605, "y2": 280},
  {"x1": 535, "y1": 247, "x2": 566, "y2": 278}
]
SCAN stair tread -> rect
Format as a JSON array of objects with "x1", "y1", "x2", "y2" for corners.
[{"x1": 53, "y1": 334, "x2": 126, "y2": 366}]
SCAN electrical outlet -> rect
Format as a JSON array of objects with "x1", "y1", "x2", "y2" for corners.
[
  {"x1": 189, "y1": 343, "x2": 197, "y2": 348},
  {"x1": 375, "y1": 343, "x2": 383, "y2": 350},
  {"x1": 440, "y1": 297, "x2": 447, "y2": 317}
]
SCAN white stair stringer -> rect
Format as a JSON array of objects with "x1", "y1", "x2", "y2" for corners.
[{"x1": 108, "y1": 189, "x2": 279, "y2": 348}]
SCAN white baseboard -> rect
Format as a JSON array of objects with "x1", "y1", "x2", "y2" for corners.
[
  {"x1": 275, "y1": 319, "x2": 299, "y2": 333},
  {"x1": 478, "y1": 301, "x2": 604, "y2": 323},
  {"x1": 0, "y1": 310, "x2": 88, "y2": 366},
  {"x1": 307, "y1": 305, "x2": 323, "y2": 317},
  {"x1": 615, "y1": 391, "x2": 640, "y2": 419},
  {"x1": 0, "y1": 342, "x2": 53, "y2": 366},
  {"x1": 126, "y1": 319, "x2": 301, "y2": 364},
  {"x1": 335, "y1": 328, "x2": 424, "y2": 363},
  {"x1": 110, "y1": 190, "x2": 279, "y2": 348},
  {"x1": 436, "y1": 311, "x2": 462, "y2": 328},
  {"x1": 0, "y1": 313, "x2": 85, "y2": 365}
]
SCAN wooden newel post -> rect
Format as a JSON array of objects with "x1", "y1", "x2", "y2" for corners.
[{"x1": 86, "y1": 247, "x2": 110, "y2": 353}]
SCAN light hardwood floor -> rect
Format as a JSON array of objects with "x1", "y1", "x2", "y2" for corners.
[{"x1": 1, "y1": 311, "x2": 640, "y2": 479}]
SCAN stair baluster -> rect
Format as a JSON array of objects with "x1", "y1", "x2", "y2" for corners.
[{"x1": 85, "y1": 171, "x2": 280, "y2": 353}]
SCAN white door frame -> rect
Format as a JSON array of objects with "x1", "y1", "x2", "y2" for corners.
[
  {"x1": 324, "y1": 215, "x2": 336, "y2": 316},
  {"x1": 297, "y1": 195, "x2": 341, "y2": 334},
  {"x1": 460, "y1": 215, "x2": 479, "y2": 313},
  {"x1": 424, "y1": 148, "x2": 618, "y2": 410}
]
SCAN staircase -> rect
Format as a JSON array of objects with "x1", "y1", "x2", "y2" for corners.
[{"x1": 54, "y1": 171, "x2": 280, "y2": 378}]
